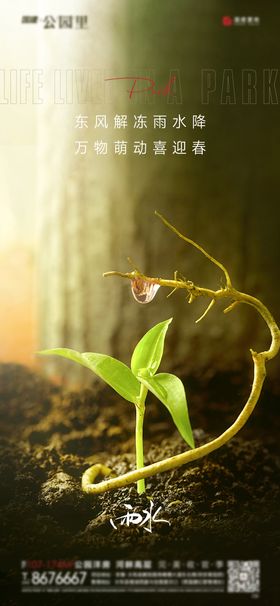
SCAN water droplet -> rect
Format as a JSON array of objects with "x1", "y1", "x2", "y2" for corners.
[{"x1": 131, "y1": 277, "x2": 160, "y2": 304}]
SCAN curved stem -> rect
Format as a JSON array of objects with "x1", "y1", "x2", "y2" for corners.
[{"x1": 82, "y1": 216, "x2": 280, "y2": 495}]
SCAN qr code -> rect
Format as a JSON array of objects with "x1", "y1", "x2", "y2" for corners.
[{"x1": 227, "y1": 560, "x2": 260, "y2": 594}]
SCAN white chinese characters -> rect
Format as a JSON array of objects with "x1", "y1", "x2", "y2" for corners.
[
  {"x1": 74, "y1": 113, "x2": 206, "y2": 156},
  {"x1": 110, "y1": 501, "x2": 171, "y2": 533}
]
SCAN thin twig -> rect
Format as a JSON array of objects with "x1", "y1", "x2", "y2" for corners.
[
  {"x1": 195, "y1": 299, "x2": 215, "y2": 324},
  {"x1": 223, "y1": 301, "x2": 240, "y2": 314},
  {"x1": 155, "y1": 211, "x2": 232, "y2": 287}
]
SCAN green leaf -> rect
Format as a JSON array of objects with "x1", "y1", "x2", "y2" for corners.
[
  {"x1": 131, "y1": 318, "x2": 172, "y2": 377},
  {"x1": 38, "y1": 348, "x2": 140, "y2": 405},
  {"x1": 138, "y1": 372, "x2": 194, "y2": 448}
]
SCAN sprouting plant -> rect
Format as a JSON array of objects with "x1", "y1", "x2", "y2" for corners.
[
  {"x1": 38, "y1": 318, "x2": 194, "y2": 495},
  {"x1": 39, "y1": 212, "x2": 280, "y2": 497}
]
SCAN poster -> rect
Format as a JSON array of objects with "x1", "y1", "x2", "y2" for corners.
[{"x1": 0, "y1": 2, "x2": 279, "y2": 604}]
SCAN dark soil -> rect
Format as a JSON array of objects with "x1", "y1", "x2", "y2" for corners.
[{"x1": 0, "y1": 363, "x2": 279, "y2": 605}]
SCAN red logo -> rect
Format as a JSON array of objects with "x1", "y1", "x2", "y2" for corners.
[
  {"x1": 222, "y1": 15, "x2": 233, "y2": 27},
  {"x1": 105, "y1": 76, "x2": 176, "y2": 99}
]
